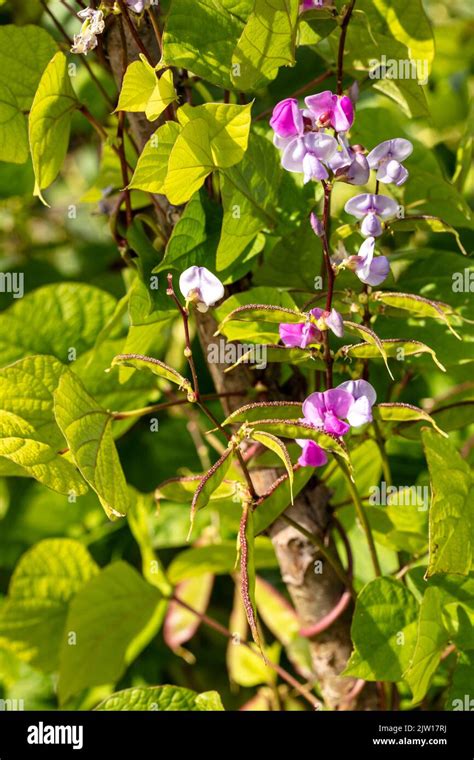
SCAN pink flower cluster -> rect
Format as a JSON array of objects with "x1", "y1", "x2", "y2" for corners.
[{"x1": 297, "y1": 380, "x2": 377, "y2": 467}]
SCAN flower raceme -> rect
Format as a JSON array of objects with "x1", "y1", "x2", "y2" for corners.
[
  {"x1": 296, "y1": 380, "x2": 377, "y2": 467},
  {"x1": 270, "y1": 92, "x2": 374, "y2": 186},
  {"x1": 179, "y1": 266, "x2": 224, "y2": 312},
  {"x1": 279, "y1": 307, "x2": 344, "y2": 348}
]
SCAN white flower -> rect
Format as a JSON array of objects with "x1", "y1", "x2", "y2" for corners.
[
  {"x1": 179, "y1": 266, "x2": 224, "y2": 311},
  {"x1": 71, "y1": 9, "x2": 105, "y2": 55}
]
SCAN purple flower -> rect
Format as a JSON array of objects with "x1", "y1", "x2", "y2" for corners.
[
  {"x1": 312, "y1": 307, "x2": 344, "y2": 338},
  {"x1": 328, "y1": 136, "x2": 370, "y2": 186},
  {"x1": 302, "y1": 388, "x2": 354, "y2": 436},
  {"x1": 279, "y1": 307, "x2": 344, "y2": 348},
  {"x1": 344, "y1": 193, "x2": 398, "y2": 237},
  {"x1": 337, "y1": 379, "x2": 377, "y2": 426},
  {"x1": 349, "y1": 236, "x2": 390, "y2": 286},
  {"x1": 280, "y1": 132, "x2": 338, "y2": 183},
  {"x1": 310, "y1": 212, "x2": 325, "y2": 238},
  {"x1": 279, "y1": 321, "x2": 320, "y2": 348},
  {"x1": 367, "y1": 139, "x2": 413, "y2": 186},
  {"x1": 296, "y1": 440, "x2": 328, "y2": 467},
  {"x1": 179, "y1": 266, "x2": 224, "y2": 310},
  {"x1": 270, "y1": 98, "x2": 304, "y2": 138},
  {"x1": 300, "y1": 0, "x2": 327, "y2": 9},
  {"x1": 305, "y1": 90, "x2": 354, "y2": 133},
  {"x1": 296, "y1": 378, "x2": 377, "y2": 466}
]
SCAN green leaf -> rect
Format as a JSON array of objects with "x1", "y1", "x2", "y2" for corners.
[
  {"x1": 0, "y1": 283, "x2": 118, "y2": 368},
  {"x1": 111, "y1": 353, "x2": 194, "y2": 399},
  {"x1": 0, "y1": 539, "x2": 98, "y2": 672},
  {"x1": 54, "y1": 370, "x2": 130, "y2": 519},
  {"x1": 343, "y1": 320, "x2": 393, "y2": 379},
  {"x1": 225, "y1": 345, "x2": 325, "y2": 372},
  {"x1": 422, "y1": 430, "x2": 474, "y2": 578},
  {"x1": 164, "y1": 118, "x2": 214, "y2": 204},
  {"x1": 336, "y1": 339, "x2": 446, "y2": 373},
  {"x1": 330, "y1": 12, "x2": 429, "y2": 118},
  {"x1": 128, "y1": 121, "x2": 181, "y2": 193},
  {"x1": 446, "y1": 652, "x2": 474, "y2": 710},
  {"x1": 374, "y1": 403, "x2": 447, "y2": 437},
  {"x1": 0, "y1": 82, "x2": 29, "y2": 164},
  {"x1": 250, "y1": 430, "x2": 294, "y2": 503},
  {"x1": 116, "y1": 59, "x2": 176, "y2": 121},
  {"x1": 164, "y1": 573, "x2": 214, "y2": 649},
  {"x1": 164, "y1": 104, "x2": 252, "y2": 204},
  {"x1": 0, "y1": 25, "x2": 57, "y2": 164},
  {"x1": 217, "y1": 134, "x2": 281, "y2": 269},
  {"x1": 218, "y1": 304, "x2": 303, "y2": 333},
  {"x1": 156, "y1": 475, "x2": 238, "y2": 503},
  {"x1": 59, "y1": 561, "x2": 164, "y2": 703},
  {"x1": 389, "y1": 216, "x2": 468, "y2": 257},
  {"x1": 95, "y1": 685, "x2": 224, "y2": 711},
  {"x1": 178, "y1": 103, "x2": 253, "y2": 168},
  {"x1": 0, "y1": 355, "x2": 66, "y2": 448},
  {"x1": 190, "y1": 448, "x2": 234, "y2": 529},
  {"x1": 231, "y1": 0, "x2": 299, "y2": 91},
  {"x1": 0, "y1": 410, "x2": 88, "y2": 496},
  {"x1": 373, "y1": 292, "x2": 460, "y2": 339},
  {"x1": 400, "y1": 402, "x2": 474, "y2": 440},
  {"x1": 366, "y1": 495, "x2": 428, "y2": 555},
  {"x1": 167, "y1": 539, "x2": 278, "y2": 583},
  {"x1": 366, "y1": 0, "x2": 434, "y2": 67},
  {"x1": 403, "y1": 587, "x2": 450, "y2": 704},
  {"x1": 163, "y1": 0, "x2": 247, "y2": 89},
  {"x1": 246, "y1": 419, "x2": 349, "y2": 462},
  {"x1": 223, "y1": 401, "x2": 302, "y2": 426},
  {"x1": 29, "y1": 51, "x2": 78, "y2": 201},
  {"x1": 344, "y1": 577, "x2": 419, "y2": 681}
]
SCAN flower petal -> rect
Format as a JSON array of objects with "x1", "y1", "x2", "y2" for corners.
[
  {"x1": 179, "y1": 266, "x2": 224, "y2": 306},
  {"x1": 338, "y1": 379, "x2": 377, "y2": 406},
  {"x1": 270, "y1": 98, "x2": 304, "y2": 138},
  {"x1": 324, "y1": 388, "x2": 354, "y2": 419},
  {"x1": 346, "y1": 396, "x2": 373, "y2": 427},
  {"x1": 361, "y1": 212, "x2": 383, "y2": 237},
  {"x1": 297, "y1": 440, "x2": 328, "y2": 467},
  {"x1": 304, "y1": 90, "x2": 335, "y2": 121},
  {"x1": 344, "y1": 193, "x2": 373, "y2": 218},
  {"x1": 326, "y1": 308, "x2": 344, "y2": 338},
  {"x1": 333, "y1": 95, "x2": 354, "y2": 132},
  {"x1": 281, "y1": 137, "x2": 306, "y2": 172}
]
